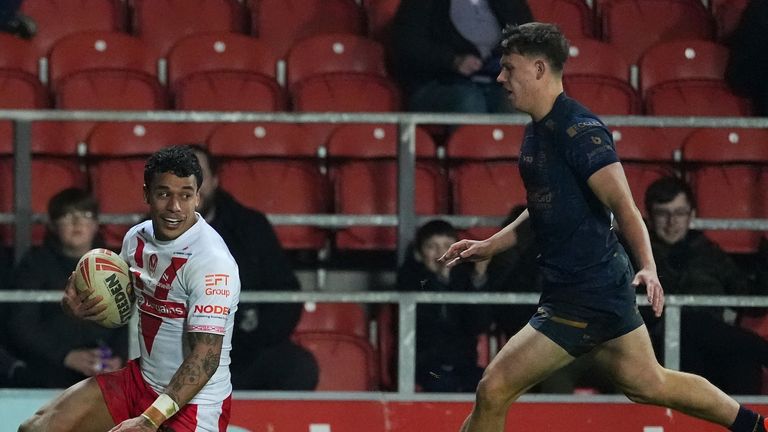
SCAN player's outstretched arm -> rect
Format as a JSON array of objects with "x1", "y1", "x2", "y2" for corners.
[
  {"x1": 61, "y1": 272, "x2": 108, "y2": 322},
  {"x1": 108, "y1": 332, "x2": 224, "y2": 432},
  {"x1": 587, "y1": 162, "x2": 665, "y2": 317},
  {"x1": 438, "y1": 209, "x2": 529, "y2": 268}
]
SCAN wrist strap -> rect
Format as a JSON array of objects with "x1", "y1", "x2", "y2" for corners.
[{"x1": 142, "y1": 394, "x2": 179, "y2": 427}]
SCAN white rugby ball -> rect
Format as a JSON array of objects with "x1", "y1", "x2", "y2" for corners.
[{"x1": 74, "y1": 248, "x2": 135, "y2": 328}]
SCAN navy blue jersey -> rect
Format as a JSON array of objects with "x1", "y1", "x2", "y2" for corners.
[{"x1": 519, "y1": 93, "x2": 624, "y2": 298}]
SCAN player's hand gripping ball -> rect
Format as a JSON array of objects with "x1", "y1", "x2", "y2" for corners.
[{"x1": 74, "y1": 248, "x2": 135, "y2": 328}]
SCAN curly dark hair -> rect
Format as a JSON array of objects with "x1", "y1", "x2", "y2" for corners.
[{"x1": 144, "y1": 145, "x2": 203, "y2": 190}]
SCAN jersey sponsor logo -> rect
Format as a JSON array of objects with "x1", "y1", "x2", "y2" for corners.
[
  {"x1": 138, "y1": 293, "x2": 186, "y2": 319},
  {"x1": 193, "y1": 304, "x2": 230, "y2": 316},
  {"x1": 590, "y1": 135, "x2": 602, "y2": 145},
  {"x1": 566, "y1": 120, "x2": 602, "y2": 137},
  {"x1": 205, "y1": 287, "x2": 231, "y2": 297},
  {"x1": 187, "y1": 324, "x2": 225, "y2": 333},
  {"x1": 205, "y1": 273, "x2": 229, "y2": 287}
]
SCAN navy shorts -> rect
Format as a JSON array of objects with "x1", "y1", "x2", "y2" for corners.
[{"x1": 529, "y1": 253, "x2": 644, "y2": 357}]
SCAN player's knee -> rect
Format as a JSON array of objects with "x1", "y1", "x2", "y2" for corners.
[
  {"x1": 475, "y1": 367, "x2": 518, "y2": 411},
  {"x1": 622, "y1": 371, "x2": 668, "y2": 405}
]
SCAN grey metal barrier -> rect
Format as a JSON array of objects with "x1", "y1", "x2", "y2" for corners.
[
  {"x1": 2, "y1": 290, "x2": 768, "y2": 396},
  {"x1": 3, "y1": 110, "x2": 768, "y2": 265}
]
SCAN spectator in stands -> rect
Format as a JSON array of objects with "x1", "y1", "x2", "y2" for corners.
[
  {"x1": 191, "y1": 145, "x2": 318, "y2": 391},
  {"x1": 642, "y1": 176, "x2": 768, "y2": 394},
  {"x1": 391, "y1": 0, "x2": 532, "y2": 114},
  {"x1": 8, "y1": 188, "x2": 127, "y2": 388},
  {"x1": 725, "y1": 0, "x2": 768, "y2": 115},
  {"x1": 397, "y1": 219, "x2": 493, "y2": 392},
  {"x1": 0, "y1": 0, "x2": 35, "y2": 39}
]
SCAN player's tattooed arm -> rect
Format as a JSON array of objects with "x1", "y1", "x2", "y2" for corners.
[{"x1": 165, "y1": 332, "x2": 223, "y2": 407}]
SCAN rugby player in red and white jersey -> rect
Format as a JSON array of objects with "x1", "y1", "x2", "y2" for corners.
[{"x1": 20, "y1": 145, "x2": 241, "y2": 432}]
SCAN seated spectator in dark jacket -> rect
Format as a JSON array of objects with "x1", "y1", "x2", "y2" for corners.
[
  {"x1": 192, "y1": 145, "x2": 318, "y2": 391},
  {"x1": 642, "y1": 176, "x2": 768, "y2": 394},
  {"x1": 8, "y1": 188, "x2": 127, "y2": 388},
  {"x1": 397, "y1": 219, "x2": 493, "y2": 392},
  {"x1": 392, "y1": 0, "x2": 532, "y2": 114}
]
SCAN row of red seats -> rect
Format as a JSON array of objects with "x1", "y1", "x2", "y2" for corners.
[
  {"x1": 1, "y1": 122, "x2": 766, "y2": 253},
  {"x1": 16, "y1": 0, "x2": 749, "y2": 64},
  {"x1": 0, "y1": 31, "x2": 751, "y2": 120}
]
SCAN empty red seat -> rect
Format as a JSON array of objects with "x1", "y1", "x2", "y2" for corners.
[
  {"x1": 564, "y1": 39, "x2": 639, "y2": 114},
  {"x1": 48, "y1": 31, "x2": 157, "y2": 90},
  {"x1": 167, "y1": 33, "x2": 284, "y2": 111},
  {"x1": 292, "y1": 332, "x2": 378, "y2": 391},
  {"x1": 0, "y1": 34, "x2": 39, "y2": 75},
  {"x1": 21, "y1": 0, "x2": 121, "y2": 56},
  {"x1": 362, "y1": 0, "x2": 401, "y2": 42},
  {"x1": 88, "y1": 122, "x2": 212, "y2": 247},
  {"x1": 602, "y1": 0, "x2": 715, "y2": 64},
  {"x1": 611, "y1": 127, "x2": 678, "y2": 214},
  {"x1": 0, "y1": 124, "x2": 14, "y2": 245},
  {"x1": 251, "y1": 0, "x2": 365, "y2": 58},
  {"x1": 682, "y1": 128, "x2": 768, "y2": 253},
  {"x1": 327, "y1": 124, "x2": 443, "y2": 250},
  {"x1": 530, "y1": 0, "x2": 594, "y2": 39},
  {"x1": 295, "y1": 302, "x2": 369, "y2": 338},
  {"x1": 638, "y1": 39, "x2": 750, "y2": 115},
  {"x1": 55, "y1": 72, "x2": 166, "y2": 110},
  {"x1": 132, "y1": 0, "x2": 246, "y2": 57},
  {"x1": 0, "y1": 72, "x2": 48, "y2": 109},
  {"x1": 292, "y1": 74, "x2": 401, "y2": 145},
  {"x1": 207, "y1": 122, "x2": 330, "y2": 250},
  {"x1": 286, "y1": 33, "x2": 388, "y2": 91},
  {"x1": 447, "y1": 125, "x2": 526, "y2": 239}
]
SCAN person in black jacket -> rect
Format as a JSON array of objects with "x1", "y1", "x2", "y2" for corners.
[
  {"x1": 191, "y1": 145, "x2": 318, "y2": 390},
  {"x1": 397, "y1": 219, "x2": 493, "y2": 392},
  {"x1": 392, "y1": 0, "x2": 532, "y2": 113},
  {"x1": 8, "y1": 188, "x2": 127, "y2": 388}
]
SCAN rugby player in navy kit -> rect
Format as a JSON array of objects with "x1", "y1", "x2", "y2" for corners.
[{"x1": 439, "y1": 22, "x2": 767, "y2": 432}]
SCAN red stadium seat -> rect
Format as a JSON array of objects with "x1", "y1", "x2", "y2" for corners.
[
  {"x1": 0, "y1": 34, "x2": 39, "y2": 75},
  {"x1": 683, "y1": 128, "x2": 768, "y2": 253},
  {"x1": 286, "y1": 33, "x2": 388, "y2": 91},
  {"x1": 564, "y1": 39, "x2": 640, "y2": 114},
  {"x1": 530, "y1": 0, "x2": 594, "y2": 39},
  {"x1": 374, "y1": 303, "x2": 397, "y2": 390},
  {"x1": 447, "y1": 125, "x2": 526, "y2": 239},
  {"x1": 251, "y1": 0, "x2": 365, "y2": 58},
  {"x1": 21, "y1": 0, "x2": 122, "y2": 56},
  {"x1": 207, "y1": 122, "x2": 330, "y2": 250},
  {"x1": 295, "y1": 302, "x2": 369, "y2": 338},
  {"x1": 451, "y1": 163, "x2": 526, "y2": 241},
  {"x1": 88, "y1": 122, "x2": 213, "y2": 247},
  {"x1": 638, "y1": 39, "x2": 750, "y2": 115},
  {"x1": 132, "y1": 0, "x2": 246, "y2": 57},
  {"x1": 639, "y1": 40, "x2": 730, "y2": 95},
  {"x1": 167, "y1": 33, "x2": 284, "y2": 111},
  {"x1": 327, "y1": 124, "x2": 443, "y2": 250},
  {"x1": 602, "y1": 0, "x2": 715, "y2": 64},
  {"x1": 611, "y1": 127, "x2": 678, "y2": 213},
  {"x1": 362, "y1": 0, "x2": 401, "y2": 42},
  {"x1": 54, "y1": 72, "x2": 166, "y2": 110},
  {"x1": 0, "y1": 72, "x2": 48, "y2": 109},
  {"x1": 644, "y1": 81, "x2": 752, "y2": 116},
  {"x1": 292, "y1": 332, "x2": 378, "y2": 391},
  {"x1": 712, "y1": 0, "x2": 749, "y2": 41},
  {"x1": 292, "y1": 74, "x2": 401, "y2": 146},
  {"x1": 48, "y1": 31, "x2": 158, "y2": 90}
]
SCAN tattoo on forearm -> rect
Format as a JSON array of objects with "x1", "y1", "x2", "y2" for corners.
[{"x1": 166, "y1": 332, "x2": 223, "y2": 405}]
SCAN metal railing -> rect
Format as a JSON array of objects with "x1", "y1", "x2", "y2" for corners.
[{"x1": 2, "y1": 110, "x2": 768, "y2": 397}]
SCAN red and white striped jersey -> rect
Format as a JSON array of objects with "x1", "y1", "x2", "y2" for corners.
[{"x1": 120, "y1": 215, "x2": 240, "y2": 405}]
